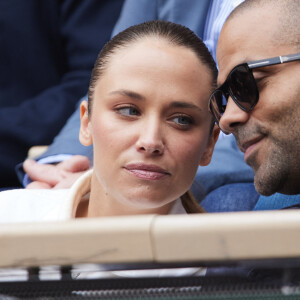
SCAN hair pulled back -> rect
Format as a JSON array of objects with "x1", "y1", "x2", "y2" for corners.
[{"x1": 88, "y1": 20, "x2": 217, "y2": 116}]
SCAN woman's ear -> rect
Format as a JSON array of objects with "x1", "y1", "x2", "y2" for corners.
[
  {"x1": 199, "y1": 124, "x2": 220, "y2": 166},
  {"x1": 79, "y1": 100, "x2": 93, "y2": 146}
]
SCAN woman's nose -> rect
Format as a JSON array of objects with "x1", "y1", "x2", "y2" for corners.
[
  {"x1": 136, "y1": 121, "x2": 164, "y2": 155},
  {"x1": 219, "y1": 97, "x2": 250, "y2": 134}
]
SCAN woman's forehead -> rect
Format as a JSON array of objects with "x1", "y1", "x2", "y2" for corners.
[
  {"x1": 93, "y1": 43, "x2": 212, "y2": 110},
  {"x1": 105, "y1": 38, "x2": 209, "y2": 79}
]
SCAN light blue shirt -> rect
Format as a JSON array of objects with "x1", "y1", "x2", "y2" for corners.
[{"x1": 203, "y1": 0, "x2": 244, "y2": 62}]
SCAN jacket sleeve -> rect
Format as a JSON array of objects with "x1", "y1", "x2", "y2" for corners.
[
  {"x1": 112, "y1": 0, "x2": 158, "y2": 35},
  {"x1": 37, "y1": 97, "x2": 93, "y2": 161}
]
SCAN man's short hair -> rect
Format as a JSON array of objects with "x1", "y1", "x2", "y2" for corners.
[{"x1": 227, "y1": 0, "x2": 300, "y2": 50}]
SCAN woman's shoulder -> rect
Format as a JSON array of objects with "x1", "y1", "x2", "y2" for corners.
[
  {"x1": 0, "y1": 188, "x2": 70, "y2": 224},
  {"x1": 0, "y1": 188, "x2": 69, "y2": 200}
]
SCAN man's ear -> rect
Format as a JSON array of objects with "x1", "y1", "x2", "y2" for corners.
[
  {"x1": 79, "y1": 100, "x2": 93, "y2": 146},
  {"x1": 199, "y1": 124, "x2": 220, "y2": 166}
]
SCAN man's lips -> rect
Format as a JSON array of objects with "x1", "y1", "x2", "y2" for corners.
[
  {"x1": 124, "y1": 163, "x2": 170, "y2": 180},
  {"x1": 239, "y1": 136, "x2": 264, "y2": 160}
]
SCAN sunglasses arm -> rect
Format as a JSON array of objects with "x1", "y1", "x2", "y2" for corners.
[{"x1": 248, "y1": 52, "x2": 300, "y2": 69}]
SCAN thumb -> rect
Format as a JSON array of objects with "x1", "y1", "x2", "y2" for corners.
[
  {"x1": 26, "y1": 181, "x2": 52, "y2": 189},
  {"x1": 23, "y1": 159, "x2": 60, "y2": 186},
  {"x1": 58, "y1": 155, "x2": 90, "y2": 173}
]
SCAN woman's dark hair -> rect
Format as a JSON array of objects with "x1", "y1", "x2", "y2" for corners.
[{"x1": 88, "y1": 20, "x2": 217, "y2": 214}]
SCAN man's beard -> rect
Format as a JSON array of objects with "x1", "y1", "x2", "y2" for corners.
[
  {"x1": 250, "y1": 144, "x2": 288, "y2": 196},
  {"x1": 234, "y1": 125, "x2": 288, "y2": 196}
]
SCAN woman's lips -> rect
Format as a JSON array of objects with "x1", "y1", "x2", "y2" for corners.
[{"x1": 124, "y1": 163, "x2": 170, "y2": 180}]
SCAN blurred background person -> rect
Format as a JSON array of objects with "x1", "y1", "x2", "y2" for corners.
[{"x1": 0, "y1": 0, "x2": 124, "y2": 188}]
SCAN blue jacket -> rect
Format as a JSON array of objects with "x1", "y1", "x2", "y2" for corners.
[{"x1": 1, "y1": 0, "x2": 124, "y2": 187}]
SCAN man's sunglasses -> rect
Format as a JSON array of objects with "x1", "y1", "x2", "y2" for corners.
[{"x1": 209, "y1": 52, "x2": 300, "y2": 124}]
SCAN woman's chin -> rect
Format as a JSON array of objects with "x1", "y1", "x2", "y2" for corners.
[{"x1": 120, "y1": 193, "x2": 175, "y2": 212}]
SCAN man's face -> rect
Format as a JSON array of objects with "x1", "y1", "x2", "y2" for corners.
[{"x1": 217, "y1": 8, "x2": 300, "y2": 195}]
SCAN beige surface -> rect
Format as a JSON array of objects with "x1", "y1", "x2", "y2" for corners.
[
  {"x1": 27, "y1": 146, "x2": 49, "y2": 159},
  {"x1": 152, "y1": 210, "x2": 300, "y2": 262},
  {"x1": 0, "y1": 215, "x2": 154, "y2": 268},
  {"x1": 1, "y1": 210, "x2": 300, "y2": 268}
]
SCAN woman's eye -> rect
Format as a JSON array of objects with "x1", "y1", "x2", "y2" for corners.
[
  {"x1": 116, "y1": 106, "x2": 140, "y2": 116},
  {"x1": 172, "y1": 115, "x2": 194, "y2": 128}
]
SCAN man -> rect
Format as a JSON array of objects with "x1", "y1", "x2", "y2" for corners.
[{"x1": 209, "y1": 0, "x2": 300, "y2": 197}]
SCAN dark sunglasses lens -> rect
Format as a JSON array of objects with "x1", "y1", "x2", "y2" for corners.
[
  {"x1": 210, "y1": 90, "x2": 227, "y2": 122},
  {"x1": 228, "y1": 65, "x2": 258, "y2": 111}
]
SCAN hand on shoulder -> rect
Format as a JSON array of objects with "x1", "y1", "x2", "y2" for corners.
[{"x1": 24, "y1": 156, "x2": 90, "y2": 189}]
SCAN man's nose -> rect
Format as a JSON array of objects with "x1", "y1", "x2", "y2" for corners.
[
  {"x1": 135, "y1": 119, "x2": 164, "y2": 155},
  {"x1": 219, "y1": 96, "x2": 250, "y2": 134}
]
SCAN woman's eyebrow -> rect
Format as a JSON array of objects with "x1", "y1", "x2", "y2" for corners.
[
  {"x1": 109, "y1": 89, "x2": 145, "y2": 100},
  {"x1": 169, "y1": 101, "x2": 202, "y2": 111},
  {"x1": 109, "y1": 90, "x2": 202, "y2": 111}
]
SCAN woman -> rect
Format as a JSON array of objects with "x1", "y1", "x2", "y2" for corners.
[{"x1": 0, "y1": 20, "x2": 219, "y2": 223}]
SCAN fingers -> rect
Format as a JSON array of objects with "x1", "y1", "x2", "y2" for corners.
[
  {"x1": 26, "y1": 181, "x2": 52, "y2": 189},
  {"x1": 23, "y1": 156, "x2": 90, "y2": 189},
  {"x1": 58, "y1": 155, "x2": 90, "y2": 173},
  {"x1": 23, "y1": 159, "x2": 60, "y2": 187}
]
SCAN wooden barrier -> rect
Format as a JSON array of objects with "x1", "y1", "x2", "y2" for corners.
[{"x1": 1, "y1": 210, "x2": 300, "y2": 268}]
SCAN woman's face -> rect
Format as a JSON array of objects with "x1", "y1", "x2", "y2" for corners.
[{"x1": 80, "y1": 38, "x2": 219, "y2": 214}]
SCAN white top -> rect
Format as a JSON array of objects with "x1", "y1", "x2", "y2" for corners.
[
  {"x1": 0, "y1": 170, "x2": 186, "y2": 224},
  {"x1": 0, "y1": 170, "x2": 205, "y2": 280}
]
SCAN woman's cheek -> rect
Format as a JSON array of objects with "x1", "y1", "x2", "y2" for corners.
[{"x1": 176, "y1": 132, "x2": 209, "y2": 164}]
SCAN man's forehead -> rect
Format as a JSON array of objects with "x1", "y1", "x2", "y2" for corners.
[
  {"x1": 216, "y1": 8, "x2": 279, "y2": 84},
  {"x1": 216, "y1": 27, "x2": 249, "y2": 84}
]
